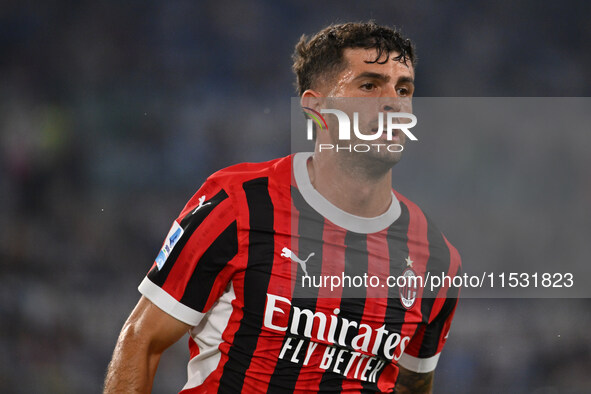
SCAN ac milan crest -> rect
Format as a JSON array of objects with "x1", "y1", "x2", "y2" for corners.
[{"x1": 399, "y1": 268, "x2": 418, "y2": 309}]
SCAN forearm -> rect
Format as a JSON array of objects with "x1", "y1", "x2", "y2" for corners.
[
  {"x1": 103, "y1": 324, "x2": 162, "y2": 393},
  {"x1": 394, "y1": 365, "x2": 434, "y2": 394}
]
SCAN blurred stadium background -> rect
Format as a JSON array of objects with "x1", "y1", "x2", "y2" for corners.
[{"x1": 1, "y1": 1, "x2": 590, "y2": 393}]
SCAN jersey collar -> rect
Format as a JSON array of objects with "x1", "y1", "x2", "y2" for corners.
[{"x1": 292, "y1": 152, "x2": 402, "y2": 234}]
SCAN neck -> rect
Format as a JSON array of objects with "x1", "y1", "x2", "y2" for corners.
[{"x1": 306, "y1": 151, "x2": 393, "y2": 217}]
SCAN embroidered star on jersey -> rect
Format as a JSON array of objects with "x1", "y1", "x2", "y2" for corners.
[{"x1": 405, "y1": 256, "x2": 414, "y2": 267}]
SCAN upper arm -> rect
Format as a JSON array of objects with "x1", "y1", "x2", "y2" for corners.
[
  {"x1": 395, "y1": 365, "x2": 434, "y2": 394},
  {"x1": 120, "y1": 296, "x2": 191, "y2": 354},
  {"x1": 104, "y1": 297, "x2": 190, "y2": 393}
]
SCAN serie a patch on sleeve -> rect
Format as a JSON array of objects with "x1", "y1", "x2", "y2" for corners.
[{"x1": 155, "y1": 221, "x2": 184, "y2": 270}]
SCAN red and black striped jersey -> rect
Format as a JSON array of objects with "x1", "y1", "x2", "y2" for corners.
[{"x1": 139, "y1": 152, "x2": 461, "y2": 393}]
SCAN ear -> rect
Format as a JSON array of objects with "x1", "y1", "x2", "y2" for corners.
[{"x1": 300, "y1": 89, "x2": 323, "y2": 112}]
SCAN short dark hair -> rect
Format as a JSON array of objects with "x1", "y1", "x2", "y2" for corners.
[{"x1": 292, "y1": 21, "x2": 417, "y2": 96}]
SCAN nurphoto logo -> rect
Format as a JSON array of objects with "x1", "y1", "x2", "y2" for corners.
[{"x1": 303, "y1": 106, "x2": 417, "y2": 153}]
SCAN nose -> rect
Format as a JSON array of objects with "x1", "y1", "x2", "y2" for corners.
[
  {"x1": 379, "y1": 84, "x2": 400, "y2": 111},
  {"x1": 381, "y1": 101, "x2": 401, "y2": 113}
]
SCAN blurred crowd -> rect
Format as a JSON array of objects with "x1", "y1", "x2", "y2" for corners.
[{"x1": 1, "y1": 1, "x2": 590, "y2": 392}]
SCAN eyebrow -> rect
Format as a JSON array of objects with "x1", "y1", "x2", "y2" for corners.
[{"x1": 353, "y1": 72, "x2": 415, "y2": 85}]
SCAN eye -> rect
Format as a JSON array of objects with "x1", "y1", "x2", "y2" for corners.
[
  {"x1": 360, "y1": 82, "x2": 376, "y2": 91},
  {"x1": 397, "y1": 87, "x2": 409, "y2": 96}
]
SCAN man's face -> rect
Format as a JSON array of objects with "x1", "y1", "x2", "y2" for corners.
[{"x1": 314, "y1": 48, "x2": 415, "y2": 171}]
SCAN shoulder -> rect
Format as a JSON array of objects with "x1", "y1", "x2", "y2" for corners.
[
  {"x1": 207, "y1": 154, "x2": 292, "y2": 188},
  {"x1": 178, "y1": 154, "x2": 292, "y2": 220}
]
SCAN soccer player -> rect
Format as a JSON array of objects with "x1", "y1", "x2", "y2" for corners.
[{"x1": 104, "y1": 22, "x2": 461, "y2": 393}]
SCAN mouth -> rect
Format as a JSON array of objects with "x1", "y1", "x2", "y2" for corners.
[{"x1": 370, "y1": 126, "x2": 401, "y2": 143}]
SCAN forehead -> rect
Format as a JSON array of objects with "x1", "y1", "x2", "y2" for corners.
[{"x1": 341, "y1": 47, "x2": 415, "y2": 78}]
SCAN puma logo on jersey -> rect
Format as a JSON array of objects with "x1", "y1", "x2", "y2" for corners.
[
  {"x1": 281, "y1": 247, "x2": 314, "y2": 277},
  {"x1": 192, "y1": 195, "x2": 211, "y2": 215}
]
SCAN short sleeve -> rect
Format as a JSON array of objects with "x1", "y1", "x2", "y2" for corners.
[
  {"x1": 399, "y1": 239, "x2": 461, "y2": 373},
  {"x1": 398, "y1": 294, "x2": 459, "y2": 373},
  {"x1": 138, "y1": 179, "x2": 239, "y2": 327}
]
